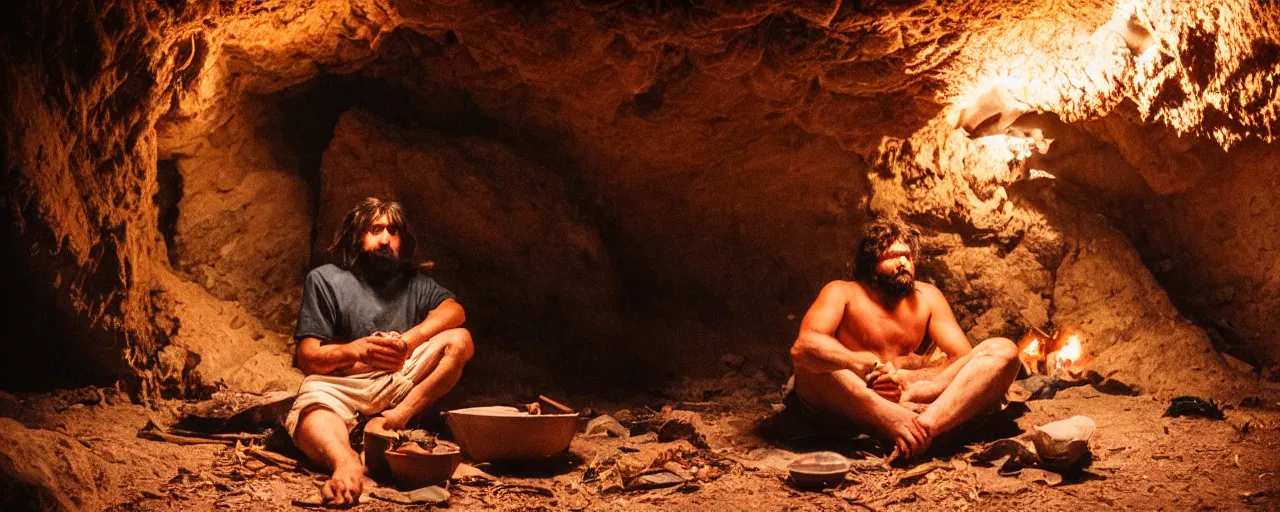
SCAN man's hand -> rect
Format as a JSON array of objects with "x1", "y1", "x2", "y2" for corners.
[
  {"x1": 350, "y1": 333, "x2": 409, "y2": 372},
  {"x1": 380, "y1": 407, "x2": 412, "y2": 431},
  {"x1": 866, "y1": 362, "x2": 905, "y2": 402},
  {"x1": 889, "y1": 416, "x2": 932, "y2": 461},
  {"x1": 875, "y1": 401, "x2": 932, "y2": 461}
]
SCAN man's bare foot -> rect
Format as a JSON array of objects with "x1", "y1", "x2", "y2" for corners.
[{"x1": 320, "y1": 458, "x2": 366, "y2": 506}]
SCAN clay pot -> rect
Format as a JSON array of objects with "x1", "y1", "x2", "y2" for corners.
[
  {"x1": 444, "y1": 406, "x2": 578, "y2": 462},
  {"x1": 362, "y1": 417, "x2": 395, "y2": 479},
  {"x1": 383, "y1": 440, "x2": 462, "y2": 489}
]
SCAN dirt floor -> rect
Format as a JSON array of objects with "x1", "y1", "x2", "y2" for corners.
[{"x1": 4, "y1": 381, "x2": 1279, "y2": 511}]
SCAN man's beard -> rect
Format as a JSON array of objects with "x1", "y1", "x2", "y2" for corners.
[
  {"x1": 357, "y1": 246, "x2": 405, "y2": 285},
  {"x1": 869, "y1": 266, "x2": 915, "y2": 299}
]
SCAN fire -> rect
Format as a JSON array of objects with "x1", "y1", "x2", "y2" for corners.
[
  {"x1": 1057, "y1": 335, "x2": 1082, "y2": 365},
  {"x1": 1018, "y1": 328, "x2": 1087, "y2": 379},
  {"x1": 1024, "y1": 338, "x2": 1041, "y2": 358}
]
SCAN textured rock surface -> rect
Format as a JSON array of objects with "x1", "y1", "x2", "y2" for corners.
[
  {"x1": 315, "y1": 109, "x2": 623, "y2": 369},
  {"x1": 3, "y1": 0, "x2": 1280, "y2": 396},
  {"x1": 160, "y1": 99, "x2": 315, "y2": 331},
  {"x1": 0, "y1": 418, "x2": 117, "y2": 511}
]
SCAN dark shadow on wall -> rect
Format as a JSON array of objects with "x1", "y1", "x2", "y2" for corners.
[
  {"x1": 0, "y1": 201, "x2": 112, "y2": 391},
  {"x1": 155, "y1": 158, "x2": 182, "y2": 267}
]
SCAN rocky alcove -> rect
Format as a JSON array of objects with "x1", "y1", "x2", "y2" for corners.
[{"x1": 2, "y1": 0, "x2": 1280, "y2": 509}]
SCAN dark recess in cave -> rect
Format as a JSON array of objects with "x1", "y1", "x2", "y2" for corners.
[
  {"x1": 0, "y1": 202, "x2": 109, "y2": 391},
  {"x1": 154, "y1": 158, "x2": 182, "y2": 266}
]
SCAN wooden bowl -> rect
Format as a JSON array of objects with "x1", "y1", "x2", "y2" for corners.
[
  {"x1": 444, "y1": 406, "x2": 579, "y2": 462},
  {"x1": 787, "y1": 451, "x2": 850, "y2": 488},
  {"x1": 383, "y1": 440, "x2": 462, "y2": 489}
]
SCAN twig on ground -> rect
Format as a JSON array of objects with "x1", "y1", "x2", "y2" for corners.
[
  {"x1": 493, "y1": 483, "x2": 556, "y2": 498},
  {"x1": 166, "y1": 428, "x2": 266, "y2": 443},
  {"x1": 139, "y1": 429, "x2": 236, "y2": 446},
  {"x1": 245, "y1": 447, "x2": 301, "y2": 469}
]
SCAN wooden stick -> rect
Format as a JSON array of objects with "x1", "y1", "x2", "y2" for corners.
[
  {"x1": 537, "y1": 395, "x2": 574, "y2": 414},
  {"x1": 166, "y1": 428, "x2": 266, "y2": 442},
  {"x1": 245, "y1": 447, "x2": 300, "y2": 468},
  {"x1": 138, "y1": 429, "x2": 235, "y2": 446}
]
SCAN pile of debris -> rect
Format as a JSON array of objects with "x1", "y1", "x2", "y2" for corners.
[
  {"x1": 580, "y1": 405, "x2": 734, "y2": 493},
  {"x1": 581, "y1": 439, "x2": 730, "y2": 493}
]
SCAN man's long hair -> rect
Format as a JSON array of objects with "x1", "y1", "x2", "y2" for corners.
[
  {"x1": 328, "y1": 197, "x2": 418, "y2": 272},
  {"x1": 852, "y1": 219, "x2": 920, "y2": 282}
]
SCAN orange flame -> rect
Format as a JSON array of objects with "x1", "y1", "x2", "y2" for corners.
[
  {"x1": 1023, "y1": 338, "x2": 1041, "y2": 358},
  {"x1": 1058, "y1": 335, "x2": 1082, "y2": 365}
]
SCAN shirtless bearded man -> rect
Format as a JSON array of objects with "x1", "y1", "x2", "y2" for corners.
[{"x1": 789, "y1": 219, "x2": 1020, "y2": 460}]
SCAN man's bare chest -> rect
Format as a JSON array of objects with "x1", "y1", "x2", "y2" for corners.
[{"x1": 836, "y1": 301, "x2": 928, "y2": 357}]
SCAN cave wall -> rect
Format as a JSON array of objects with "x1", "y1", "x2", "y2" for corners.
[
  {"x1": 0, "y1": 0, "x2": 203, "y2": 394},
  {"x1": 3, "y1": 0, "x2": 1280, "y2": 397},
  {"x1": 315, "y1": 108, "x2": 624, "y2": 371},
  {"x1": 1129, "y1": 140, "x2": 1280, "y2": 369}
]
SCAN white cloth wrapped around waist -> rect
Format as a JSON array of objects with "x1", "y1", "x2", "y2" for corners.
[{"x1": 284, "y1": 339, "x2": 440, "y2": 438}]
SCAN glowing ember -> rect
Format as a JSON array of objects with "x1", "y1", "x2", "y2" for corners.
[
  {"x1": 1058, "y1": 335, "x2": 1082, "y2": 365},
  {"x1": 1017, "y1": 330, "x2": 1051, "y2": 375},
  {"x1": 1024, "y1": 338, "x2": 1041, "y2": 358},
  {"x1": 1019, "y1": 328, "x2": 1087, "y2": 378}
]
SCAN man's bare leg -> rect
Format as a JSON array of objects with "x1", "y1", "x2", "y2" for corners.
[
  {"x1": 916, "y1": 338, "x2": 1020, "y2": 436},
  {"x1": 294, "y1": 407, "x2": 365, "y2": 505},
  {"x1": 794, "y1": 369, "x2": 931, "y2": 458},
  {"x1": 380, "y1": 328, "x2": 474, "y2": 429}
]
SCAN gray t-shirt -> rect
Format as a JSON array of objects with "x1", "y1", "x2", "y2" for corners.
[{"x1": 294, "y1": 264, "x2": 456, "y2": 343}]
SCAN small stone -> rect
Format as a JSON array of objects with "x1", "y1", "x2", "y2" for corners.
[
  {"x1": 1030, "y1": 415, "x2": 1096, "y2": 469},
  {"x1": 626, "y1": 471, "x2": 684, "y2": 490},
  {"x1": 585, "y1": 415, "x2": 628, "y2": 438},
  {"x1": 1221, "y1": 354, "x2": 1255, "y2": 374},
  {"x1": 657, "y1": 410, "x2": 708, "y2": 448},
  {"x1": 243, "y1": 459, "x2": 267, "y2": 471}
]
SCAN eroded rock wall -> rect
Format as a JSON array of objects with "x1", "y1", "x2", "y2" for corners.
[
  {"x1": 3, "y1": 0, "x2": 1280, "y2": 397},
  {"x1": 0, "y1": 0, "x2": 213, "y2": 393}
]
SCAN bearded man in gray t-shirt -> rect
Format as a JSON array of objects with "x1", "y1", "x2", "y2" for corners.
[{"x1": 286, "y1": 197, "x2": 473, "y2": 505}]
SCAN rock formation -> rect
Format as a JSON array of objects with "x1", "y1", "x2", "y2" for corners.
[{"x1": 3, "y1": 0, "x2": 1279, "y2": 399}]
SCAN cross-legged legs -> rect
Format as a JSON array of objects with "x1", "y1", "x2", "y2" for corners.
[
  {"x1": 794, "y1": 368, "x2": 932, "y2": 458},
  {"x1": 915, "y1": 337, "x2": 1020, "y2": 435},
  {"x1": 794, "y1": 337, "x2": 1019, "y2": 459},
  {"x1": 379, "y1": 327, "x2": 474, "y2": 430}
]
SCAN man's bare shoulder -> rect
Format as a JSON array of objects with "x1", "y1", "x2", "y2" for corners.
[
  {"x1": 914, "y1": 281, "x2": 950, "y2": 306},
  {"x1": 819, "y1": 280, "x2": 865, "y2": 300}
]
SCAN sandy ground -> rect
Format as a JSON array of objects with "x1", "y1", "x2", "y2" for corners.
[{"x1": 6, "y1": 382, "x2": 1279, "y2": 511}]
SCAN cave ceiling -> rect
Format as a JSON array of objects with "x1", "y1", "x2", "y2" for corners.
[{"x1": 3, "y1": 0, "x2": 1280, "y2": 395}]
